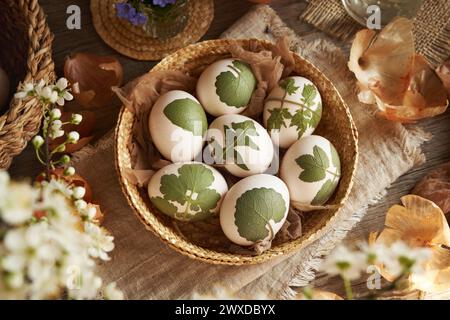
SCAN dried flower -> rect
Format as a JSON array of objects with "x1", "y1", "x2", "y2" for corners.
[
  {"x1": 373, "y1": 195, "x2": 450, "y2": 292},
  {"x1": 412, "y1": 162, "x2": 450, "y2": 215}
]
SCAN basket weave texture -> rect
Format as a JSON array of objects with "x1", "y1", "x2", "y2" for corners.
[
  {"x1": 0, "y1": 0, "x2": 55, "y2": 169},
  {"x1": 115, "y1": 39, "x2": 358, "y2": 265}
]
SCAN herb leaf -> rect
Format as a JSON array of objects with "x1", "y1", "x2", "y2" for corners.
[
  {"x1": 150, "y1": 164, "x2": 221, "y2": 221},
  {"x1": 164, "y1": 98, "x2": 208, "y2": 136},
  {"x1": 267, "y1": 107, "x2": 292, "y2": 131},
  {"x1": 295, "y1": 145, "x2": 330, "y2": 182},
  {"x1": 215, "y1": 60, "x2": 257, "y2": 108},
  {"x1": 301, "y1": 84, "x2": 318, "y2": 107},
  {"x1": 234, "y1": 188, "x2": 287, "y2": 242},
  {"x1": 311, "y1": 179, "x2": 337, "y2": 205},
  {"x1": 281, "y1": 78, "x2": 300, "y2": 95}
]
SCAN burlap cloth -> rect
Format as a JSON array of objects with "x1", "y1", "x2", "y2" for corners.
[
  {"x1": 301, "y1": 0, "x2": 450, "y2": 67},
  {"x1": 72, "y1": 5, "x2": 430, "y2": 299}
]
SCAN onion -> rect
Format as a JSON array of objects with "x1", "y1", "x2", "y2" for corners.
[{"x1": 64, "y1": 52, "x2": 123, "y2": 108}]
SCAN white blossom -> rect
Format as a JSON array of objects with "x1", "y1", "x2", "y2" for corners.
[
  {"x1": 41, "y1": 86, "x2": 58, "y2": 104},
  {"x1": 74, "y1": 200, "x2": 88, "y2": 211},
  {"x1": 56, "y1": 78, "x2": 69, "y2": 91},
  {"x1": 67, "y1": 131, "x2": 80, "y2": 143},
  {"x1": 104, "y1": 283, "x2": 124, "y2": 300},
  {"x1": 85, "y1": 222, "x2": 115, "y2": 261},
  {"x1": 50, "y1": 108, "x2": 62, "y2": 120},
  {"x1": 32, "y1": 136, "x2": 45, "y2": 149},
  {"x1": 319, "y1": 245, "x2": 367, "y2": 280},
  {"x1": 73, "y1": 187, "x2": 86, "y2": 200},
  {"x1": 0, "y1": 171, "x2": 120, "y2": 300},
  {"x1": 383, "y1": 241, "x2": 432, "y2": 278},
  {"x1": 71, "y1": 114, "x2": 83, "y2": 125},
  {"x1": 64, "y1": 167, "x2": 76, "y2": 176}
]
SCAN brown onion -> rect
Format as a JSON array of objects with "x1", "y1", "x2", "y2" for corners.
[{"x1": 64, "y1": 52, "x2": 123, "y2": 108}]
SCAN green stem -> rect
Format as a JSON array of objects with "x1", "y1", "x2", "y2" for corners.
[
  {"x1": 342, "y1": 277, "x2": 354, "y2": 300},
  {"x1": 35, "y1": 148, "x2": 46, "y2": 166}
]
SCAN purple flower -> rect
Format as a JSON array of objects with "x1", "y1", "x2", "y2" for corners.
[
  {"x1": 115, "y1": 2, "x2": 148, "y2": 26},
  {"x1": 115, "y1": 3, "x2": 133, "y2": 19},
  {"x1": 152, "y1": 0, "x2": 177, "y2": 7}
]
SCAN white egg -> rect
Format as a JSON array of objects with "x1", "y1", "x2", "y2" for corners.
[
  {"x1": 0, "y1": 66, "x2": 10, "y2": 109},
  {"x1": 220, "y1": 174, "x2": 290, "y2": 246},
  {"x1": 148, "y1": 162, "x2": 228, "y2": 222},
  {"x1": 149, "y1": 90, "x2": 208, "y2": 162},
  {"x1": 280, "y1": 135, "x2": 341, "y2": 209},
  {"x1": 205, "y1": 114, "x2": 274, "y2": 178},
  {"x1": 196, "y1": 58, "x2": 257, "y2": 116},
  {"x1": 263, "y1": 76, "x2": 322, "y2": 149}
]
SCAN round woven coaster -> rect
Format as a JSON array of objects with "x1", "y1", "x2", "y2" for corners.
[{"x1": 91, "y1": 0, "x2": 214, "y2": 61}]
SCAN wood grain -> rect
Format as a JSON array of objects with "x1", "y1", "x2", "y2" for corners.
[{"x1": 8, "y1": 0, "x2": 450, "y2": 299}]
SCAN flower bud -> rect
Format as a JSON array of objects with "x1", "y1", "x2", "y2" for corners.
[
  {"x1": 32, "y1": 136, "x2": 44, "y2": 149},
  {"x1": 64, "y1": 167, "x2": 76, "y2": 176},
  {"x1": 71, "y1": 114, "x2": 83, "y2": 125},
  {"x1": 67, "y1": 131, "x2": 80, "y2": 144},
  {"x1": 60, "y1": 155, "x2": 71, "y2": 164},
  {"x1": 73, "y1": 187, "x2": 86, "y2": 200},
  {"x1": 54, "y1": 144, "x2": 66, "y2": 153},
  {"x1": 50, "y1": 108, "x2": 62, "y2": 120},
  {"x1": 74, "y1": 199, "x2": 88, "y2": 211}
]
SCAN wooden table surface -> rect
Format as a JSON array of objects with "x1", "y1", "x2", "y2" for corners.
[{"x1": 9, "y1": 0, "x2": 450, "y2": 299}]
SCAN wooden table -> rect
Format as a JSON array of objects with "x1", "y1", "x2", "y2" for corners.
[{"x1": 9, "y1": 0, "x2": 450, "y2": 299}]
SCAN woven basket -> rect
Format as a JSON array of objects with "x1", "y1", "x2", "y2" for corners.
[
  {"x1": 0, "y1": 0, "x2": 55, "y2": 169},
  {"x1": 115, "y1": 39, "x2": 358, "y2": 265}
]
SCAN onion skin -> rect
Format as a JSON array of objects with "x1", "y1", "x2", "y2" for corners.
[{"x1": 64, "y1": 52, "x2": 123, "y2": 108}]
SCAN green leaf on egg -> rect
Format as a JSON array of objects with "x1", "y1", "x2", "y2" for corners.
[
  {"x1": 234, "y1": 188, "x2": 287, "y2": 242},
  {"x1": 214, "y1": 120, "x2": 260, "y2": 171},
  {"x1": 291, "y1": 101, "x2": 322, "y2": 139},
  {"x1": 295, "y1": 145, "x2": 330, "y2": 183},
  {"x1": 150, "y1": 164, "x2": 221, "y2": 221},
  {"x1": 330, "y1": 142, "x2": 341, "y2": 173},
  {"x1": 311, "y1": 179, "x2": 338, "y2": 206},
  {"x1": 267, "y1": 107, "x2": 292, "y2": 131},
  {"x1": 163, "y1": 98, "x2": 208, "y2": 136},
  {"x1": 281, "y1": 77, "x2": 300, "y2": 95},
  {"x1": 215, "y1": 60, "x2": 257, "y2": 108},
  {"x1": 301, "y1": 84, "x2": 318, "y2": 107}
]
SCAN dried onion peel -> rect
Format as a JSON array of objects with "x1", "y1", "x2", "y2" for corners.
[
  {"x1": 373, "y1": 195, "x2": 450, "y2": 292},
  {"x1": 64, "y1": 52, "x2": 123, "y2": 108},
  {"x1": 348, "y1": 18, "x2": 449, "y2": 122}
]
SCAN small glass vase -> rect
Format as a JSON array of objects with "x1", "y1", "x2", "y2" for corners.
[{"x1": 143, "y1": 0, "x2": 189, "y2": 40}]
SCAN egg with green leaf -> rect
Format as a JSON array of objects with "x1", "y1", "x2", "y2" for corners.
[
  {"x1": 263, "y1": 76, "x2": 323, "y2": 149},
  {"x1": 280, "y1": 135, "x2": 341, "y2": 210},
  {"x1": 148, "y1": 162, "x2": 229, "y2": 222},
  {"x1": 197, "y1": 59, "x2": 257, "y2": 116},
  {"x1": 149, "y1": 90, "x2": 208, "y2": 162},
  {"x1": 220, "y1": 174, "x2": 290, "y2": 246},
  {"x1": 205, "y1": 114, "x2": 274, "y2": 178}
]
